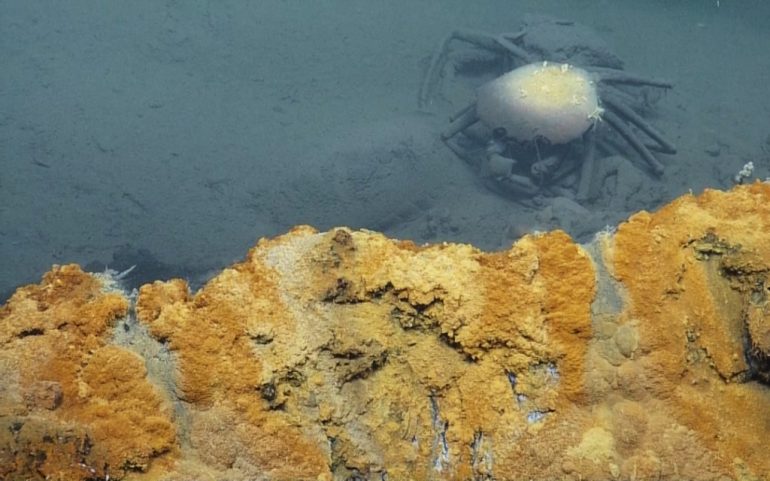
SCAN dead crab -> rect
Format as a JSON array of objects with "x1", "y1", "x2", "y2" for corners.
[{"x1": 418, "y1": 16, "x2": 676, "y2": 202}]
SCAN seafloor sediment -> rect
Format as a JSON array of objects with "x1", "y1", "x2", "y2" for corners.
[{"x1": 1, "y1": 184, "x2": 769, "y2": 481}]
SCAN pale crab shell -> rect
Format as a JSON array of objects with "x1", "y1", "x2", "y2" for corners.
[{"x1": 476, "y1": 62, "x2": 602, "y2": 144}]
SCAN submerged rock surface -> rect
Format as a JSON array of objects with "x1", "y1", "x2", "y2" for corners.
[{"x1": 2, "y1": 184, "x2": 770, "y2": 481}]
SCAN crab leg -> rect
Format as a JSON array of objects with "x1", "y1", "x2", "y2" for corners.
[
  {"x1": 419, "y1": 29, "x2": 509, "y2": 108},
  {"x1": 445, "y1": 133, "x2": 540, "y2": 199},
  {"x1": 602, "y1": 110, "x2": 665, "y2": 176},
  {"x1": 590, "y1": 67, "x2": 673, "y2": 89},
  {"x1": 449, "y1": 101, "x2": 476, "y2": 122},
  {"x1": 493, "y1": 31, "x2": 534, "y2": 64},
  {"x1": 500, "y1": 174, "x2": 540, "y2": 197},
  {"x1": 577, "y1": 128, "x2": 597, "y2": 201},
  {"x1": 441, "y1": 102, "x2": 479, "y2": 140},
  {"x1": 601, "y1": 90, "x2": 677, "y2": 154},
  {"x1": 550, "y1": 154, "x2": 582, "y2": 184}
]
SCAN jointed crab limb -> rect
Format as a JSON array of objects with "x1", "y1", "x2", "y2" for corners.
[
  {"x1": 601, "y1": 90, "x2": 677, "y2": 154},
  {"x1": 531, "y1": 154, "x2": 562, "y2": 179},
  {"x1": 441, "y1": 103, "x2": 479, "y2": 140},
  {"x1": 445, "y1": 135, "x2": 541, "y2": 199},
  {"x1": 443, "y1": 135, "x2": 476, "y2": 163},
  {"x1": 602, "y1": 109, "x2": 664, "y2": 176},
  {"x1": 419, "y1": 29, "x2": 512, "y2": 108},
  {"x1": 577, "y1": 128, "x2": 597, "y2": 201},
  {"x1": 590, "y1": 67, "x2": 673, "y2": 89},
  {"x1": 493, "y1": 31, "x2": 534, "y2": 64},
  {"x1": 500, "y1": 174, "x2": 540, "y2": 196},
  {"x1": 449, "y1": 101, "x2": 476, "y2": 122},
  {"x1": 549, "y1": 152, "x2": 582, "y2": 184}
]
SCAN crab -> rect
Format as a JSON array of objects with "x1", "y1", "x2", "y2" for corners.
[{"x1": 418, "y1": 15, "x2": 677, "y2": 202}]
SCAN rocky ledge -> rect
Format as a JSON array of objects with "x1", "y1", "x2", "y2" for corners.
[{"x1": 2, "y1": 184, "x2": 770, "y2": 481}]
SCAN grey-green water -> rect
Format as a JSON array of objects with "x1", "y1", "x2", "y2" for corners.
[{"x1": 2, "y1": 0, "x2": 769, "y2": 299}]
